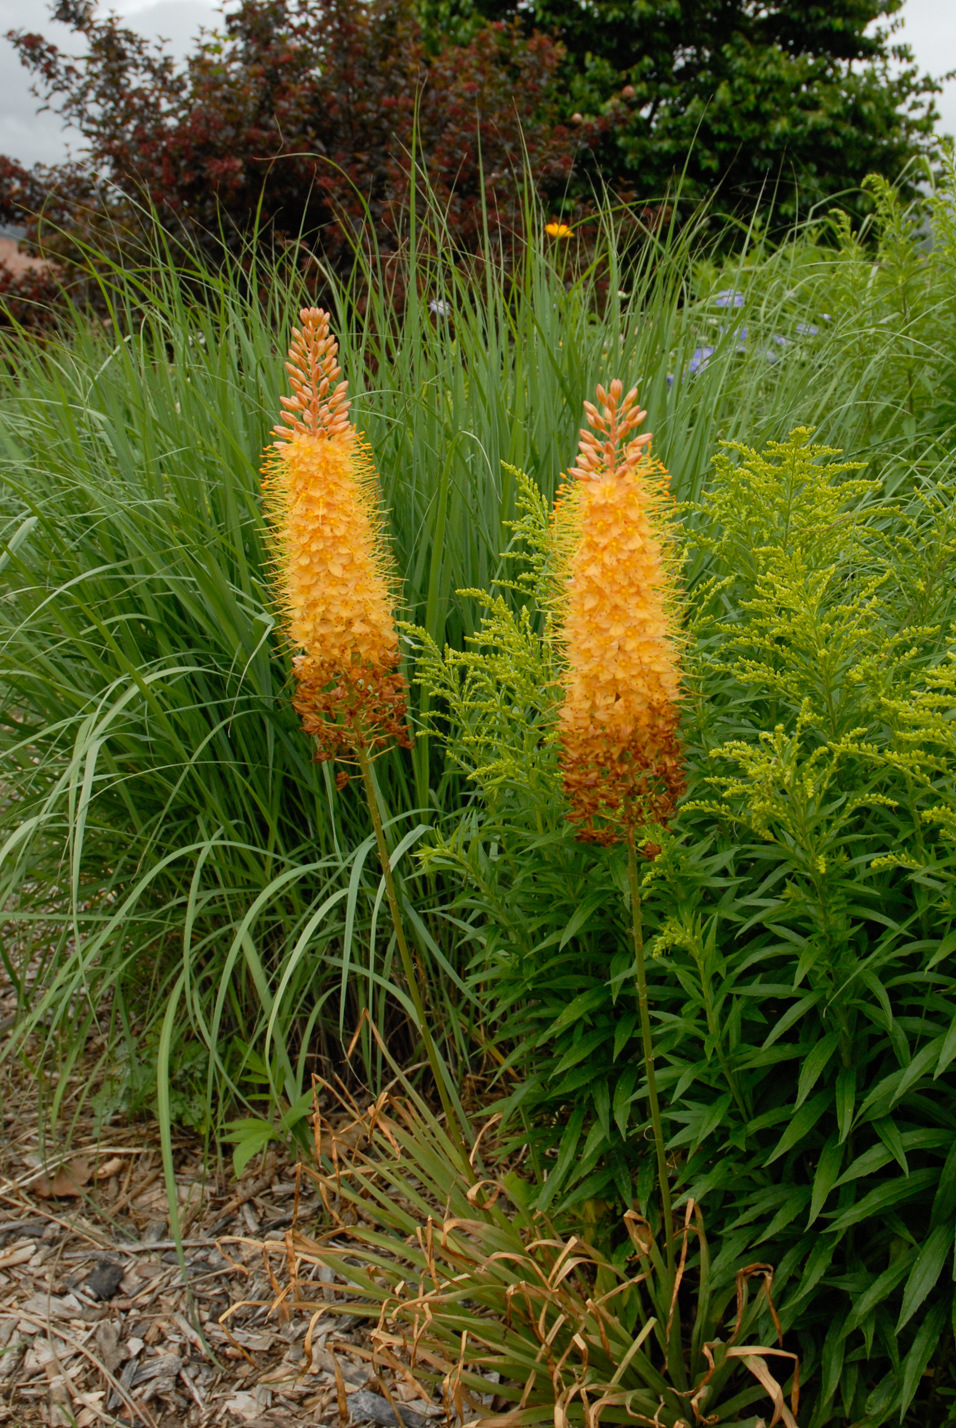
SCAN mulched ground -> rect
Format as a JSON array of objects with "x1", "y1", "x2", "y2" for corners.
[{"x1": 0, "y1": 983, "x2": 445, "y2": 1428}]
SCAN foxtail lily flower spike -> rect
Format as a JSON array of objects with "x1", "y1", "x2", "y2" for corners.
[
  {"x1": 551, "y1": 380, "x2": 684, "y2": 844},
  {"x1": 262, "y1": 308, "x2": 410, "y2": 779}
]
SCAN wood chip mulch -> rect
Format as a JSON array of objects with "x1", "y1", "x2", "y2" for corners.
[{"x1": 0, "y1": 1010, "x2": 446, "y2": 1427}]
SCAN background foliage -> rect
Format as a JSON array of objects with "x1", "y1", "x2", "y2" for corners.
[
  {"x1": 418, "y1": 0, "x2": 948, "y2": 224},
  {"x1": 1, "y1": 0, "x2": 950, "y2": 315}
]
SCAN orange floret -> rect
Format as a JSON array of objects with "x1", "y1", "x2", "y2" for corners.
[
  {"x1": 551, "y1": 380, "x2": 684, "y2": 843},
  {"x1": 262, "y1": 308, "x2": 410, "y2": 770}
]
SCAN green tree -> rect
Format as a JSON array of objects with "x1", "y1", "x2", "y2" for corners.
[{"x1": 417, "y1": 0, "x2": 949, "y2": 223}]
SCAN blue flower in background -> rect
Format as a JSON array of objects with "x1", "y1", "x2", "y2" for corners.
[
  {"x1": 687, "y1": 346, "x2": 715, "y2": 374},
  {"x1": 668, "y1": 301, "x2": 823, "y2": 385}
]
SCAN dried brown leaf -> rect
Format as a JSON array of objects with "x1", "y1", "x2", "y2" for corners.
[{"x1": 34, "y1": 1156, "x2": 92, "y2": 1199}]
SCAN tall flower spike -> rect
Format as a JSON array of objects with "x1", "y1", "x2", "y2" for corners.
[
  {"x1": 262, "y1": 308, "x2": 410, "y2": 774},
  {"x1": 551, "y1": 380, "x2": 684, "y2": 844}
]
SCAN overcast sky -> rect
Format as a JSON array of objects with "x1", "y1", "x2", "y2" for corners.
[{"x1": 1, "y1": 0, "x2": 955, "y2": 169}]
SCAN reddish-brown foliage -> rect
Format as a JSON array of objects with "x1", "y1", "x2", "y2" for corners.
[{"x1": 0, "y1": 0, "x2": 614, "y2": 322}]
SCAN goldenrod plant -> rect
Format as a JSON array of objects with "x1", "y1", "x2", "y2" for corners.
[{"x1": 662, "y1": 429, "x2": 956, "y2": 1422}]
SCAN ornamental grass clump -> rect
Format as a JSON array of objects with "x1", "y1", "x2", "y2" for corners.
[
  {"x1": 550, "y1": 378, "x2": 685, "y2": 845},
  {"x1": 261, "y1": 306, "x2": 411, "y2": 774}
]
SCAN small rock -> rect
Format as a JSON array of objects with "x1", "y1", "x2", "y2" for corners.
[
  {"x1": 86, "y1": 1259, "x2": 125, "y2": 1300},
  {"x1": 348, "y1": 1389, "x2": 431, "y2": 1428}
]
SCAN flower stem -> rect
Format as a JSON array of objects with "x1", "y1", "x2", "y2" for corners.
[
  {"x1": 627, "y1": 828, "x2": 675, "y2": 1274},
  {"x1": 356, "y1": 747, "x2": 470, "y2": 1163}
]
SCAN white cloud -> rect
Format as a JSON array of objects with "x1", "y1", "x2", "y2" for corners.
[
  {"x1": 0, "y1": 0, "x2": 221, "y2": 168},
  {"x1": 105, "y1": 0, "x2": 224, "y2": 46},
  {"x1": 894, "y1": 0, "x2": 956, "y2": 140}
]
